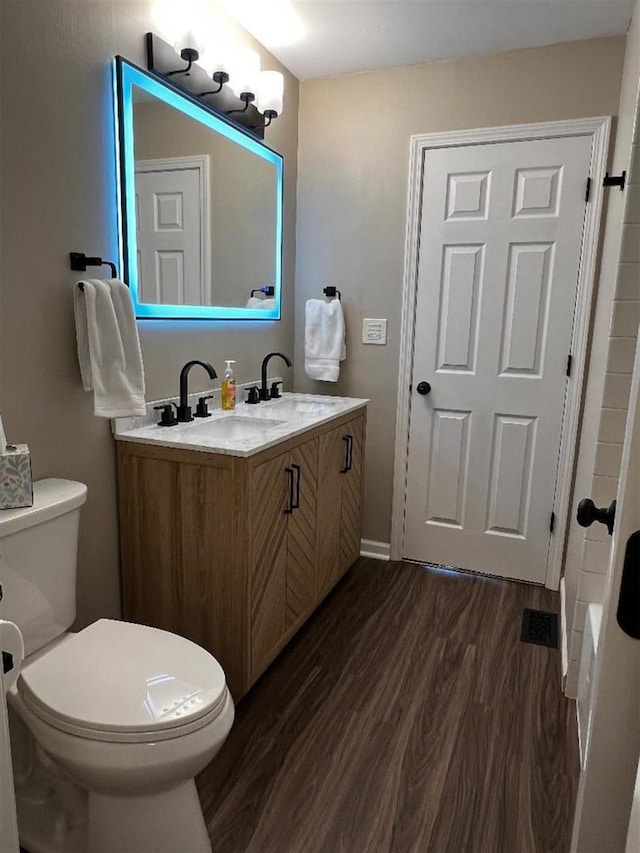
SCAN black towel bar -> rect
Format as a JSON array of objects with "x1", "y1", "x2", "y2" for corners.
[
  {"x1": 323, "y1": 286, "x2": 341, "y2": 300},
  {"x1": 250, "y1": 286, "x2": 275, "y2": 298},
  {"x1": 71, "y1": 252, "x2": 121, "y2": 289}
]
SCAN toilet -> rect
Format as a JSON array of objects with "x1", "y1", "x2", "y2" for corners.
[{"x1": 1, "y1": 479, "x2": 234, "y2": 853}]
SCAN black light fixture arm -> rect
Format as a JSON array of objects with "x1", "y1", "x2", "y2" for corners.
[
  {"x1": 167, "y1": 47, "x2": 199, "y2": 77},
  {"x1": 227, "y1": 92, "x2": 254, "y2": 115},
  {"x1": 200, "y1": 71, "x2": 230, "y2": 97},
  {"x1": 252, "y1": 110, "x2": 277, "y2": 130}
]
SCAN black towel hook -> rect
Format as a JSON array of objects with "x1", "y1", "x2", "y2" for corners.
[{"x1": 323, "y1": 286, "x2": 341, "y2": 301}]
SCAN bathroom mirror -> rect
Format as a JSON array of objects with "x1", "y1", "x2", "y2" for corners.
[{"x1": 115, "y1": 57, "x2": 282, "y2": 320}]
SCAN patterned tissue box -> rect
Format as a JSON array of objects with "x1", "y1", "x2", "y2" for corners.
[{"x1": 0, "y1": 444, "x2": 33, "y2": 509}]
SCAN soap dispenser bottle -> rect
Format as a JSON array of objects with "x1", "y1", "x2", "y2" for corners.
[{"x1": 221, "y1": 360, "x2": 236, "y2": 411}]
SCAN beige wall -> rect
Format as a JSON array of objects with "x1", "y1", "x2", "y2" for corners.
[
  {"x1": 295, "y1": 36, "x2": 626, "y2": 544},
  {"x1": 0, "y1": 0, "x2": 298, "y2": 627},
  {"x1": 564, "y1": 2, "x2": 640, "y2": 698}
]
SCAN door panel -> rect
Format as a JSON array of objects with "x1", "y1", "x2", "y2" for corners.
[
  {"x1": 286, "y1": 439, "x2": 318, "y2": 629},
  {"x1": 425, "y1": 409, "x2": 471, "y2": 528},
  {"x1": 499, "y1": 242, "x2": 553, "y2": 376},
  {"x1": 485, "y1": 415, "x2": 536, "y2": 537},
  {"x1": 250, "y1": 453, "x2": 288, "y2": 678},
  {"x1": 436, "y1": 244, "x2": 484, "y2": 373},
  {"x1": 404, "y1": 134, "x2": 593, "y2": 582}
]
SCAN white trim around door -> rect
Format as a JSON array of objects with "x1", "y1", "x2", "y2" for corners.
[{"x1": 390, "y1": 117, "x2": 610, "y2": 588}]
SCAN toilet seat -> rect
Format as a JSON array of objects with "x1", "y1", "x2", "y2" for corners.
[{"x1": 18, "y1": 619, "x2": 228, "y2": 743}]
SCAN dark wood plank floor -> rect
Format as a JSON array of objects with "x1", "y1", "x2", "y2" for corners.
[{"x1": 197, "y1": 559, "x2": 580, "y2": 853}]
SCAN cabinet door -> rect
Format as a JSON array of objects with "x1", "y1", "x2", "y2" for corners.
[
  {"x1": 340, "y1": 415, "x2": 365, "y2": 574},
  {"x1": 286, "y1": 438, "x2": 318, "y2": 629},
  {"x1": 316, "y1": 423, "x2": 350, "y2": 596},
  {"x1": 249, "y1": 451, "x2": 289, "y2": 679}
]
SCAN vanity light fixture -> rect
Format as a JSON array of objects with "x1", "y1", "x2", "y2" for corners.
[{"x1": 145, "y1": 32, "x2": 283, "y2": 138}]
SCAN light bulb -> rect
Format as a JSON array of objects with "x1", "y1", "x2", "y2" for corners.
[
  {"x1": 257, "y1": 70, "x2": 284, "y2": 116},
  {"x1": 153, "y1": 0, "x2": 209, "y2": 57},
  {"x1": 229, "y1": 48, "x2": 261, "y2": 99},
  {"x1": 199, "y1": 43, "x2": 234, "y2": 79}
]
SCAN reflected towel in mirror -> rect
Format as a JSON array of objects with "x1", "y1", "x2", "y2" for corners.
[{"x1": 246, "y1": 296, "x2": 276, "y2": 310}]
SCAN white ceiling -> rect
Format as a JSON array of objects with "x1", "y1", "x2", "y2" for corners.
[{"x1": 223, "y1": 0, "x2": 635, "y2": 80}]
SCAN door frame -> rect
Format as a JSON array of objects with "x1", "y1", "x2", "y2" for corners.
[
  {"x1": 390, "y1": 117, "x2": 610, "y2": 588},
  {"x1": 135, "y1": 154, "x2": 212, "y2": 304},
  {"x1": 569, "y1": 336, "x2": 640, "y2": 851}
]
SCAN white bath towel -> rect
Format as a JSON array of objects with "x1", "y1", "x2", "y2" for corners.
[
  {"x1": 304, "y1": 298, "x2": 346, "y2": 382},
  {"x1": 74, "y1": 279, "x2": 146, "y2": 417},
  {"x1": 246, "y1": 296, "x2": 276, "y2": 310}
]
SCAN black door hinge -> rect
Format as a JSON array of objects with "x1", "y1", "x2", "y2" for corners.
[
  {"x1": 603, "y1": 171, "x2": 626, "y2": 191},
  {"x1": 550, "y1": 512, "x2": 556, "y2": 533},
  {"x1": 585, "y1": 177, "x2": 592, "y2": 202},
  {"x1": 566, "y1": 353, "x2": 573, "y2": 377}
]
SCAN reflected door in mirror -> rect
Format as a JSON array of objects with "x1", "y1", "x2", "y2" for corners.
[{"x1": 136, "y1": 158, "x2": 211, "y2": 305}]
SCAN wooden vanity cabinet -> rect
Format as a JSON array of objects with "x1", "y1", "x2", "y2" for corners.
[{"x1": 116, "y1": 409, "x2": 366, "y2": 699}]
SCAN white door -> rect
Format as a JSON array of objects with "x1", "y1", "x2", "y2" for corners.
[
  {"x1": 404, "y1": 134, "x2": 593, "y2": 583},
  {"x1": 135, "y1": 161, "x2": 208, "y2": 305},
  {"x1": 570, "y1": 339, "x2": 640, "y2": 852}
]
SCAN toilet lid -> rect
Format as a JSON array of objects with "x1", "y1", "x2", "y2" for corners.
[{"x1": 18, "y1": 619, "x2": 227, "y2": 739}]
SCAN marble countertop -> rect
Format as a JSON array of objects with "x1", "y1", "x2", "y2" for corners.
[{"x1": 114, "y1": 393, "x2": 368, "y2": 458}]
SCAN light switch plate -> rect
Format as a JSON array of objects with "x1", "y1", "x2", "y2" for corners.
[{"x1": 362, "y1": 318, "x2": 388, "y2": 345}]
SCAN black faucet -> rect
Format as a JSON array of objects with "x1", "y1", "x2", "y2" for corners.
[
  {"x1": 177, "y1": 360, "x2": 217, "y2": 422},
  {"x1": 260, "y1": 352, "x2": 292, "y2": 401}
]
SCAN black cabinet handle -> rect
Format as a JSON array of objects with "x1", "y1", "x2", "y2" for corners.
[
  {"x1": 577, "y1": 498, "x2": 617, "y2": 536},
  {"x1": 416, "y1": 381, "x2": 432, "y2": 395},
  {"x1": 284, "y1": 467, "x2": 295, "y2": 514},
  {"x1": 291, "y1": 464, "x2": 301, "y2": 510},
  {"x1": 341, "y1": 435, "x2": 353, "y2": 473}
]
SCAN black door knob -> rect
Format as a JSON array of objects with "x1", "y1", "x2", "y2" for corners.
[
  {"x1": 416, "y1": 381, "x2": 432, "y2": 396},
  {"x1": 577, "y1": 498, "x2": 617, "y2": 536}
]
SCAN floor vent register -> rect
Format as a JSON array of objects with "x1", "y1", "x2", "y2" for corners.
[{"x1": 520, "y1": 609, "x2": 559, "y2": 648}]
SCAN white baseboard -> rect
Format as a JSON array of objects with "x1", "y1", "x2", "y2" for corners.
[
  {"x1": 360, "y1": 539, "x2": 391, "y2": 561},
  {"x1": 560, "y1": 577, "x2": 569, "y2": 678}
]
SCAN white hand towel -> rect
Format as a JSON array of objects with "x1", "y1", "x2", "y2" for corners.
[
  {"x1": 74, "y1": 279, "x2": 146, "y2": 417},
  {"x1": 305, "y1": 299, "x2": 346, "y2": 382},
  {"x1": 246, "y1": 296, "x2": 276, "y2": 310}
]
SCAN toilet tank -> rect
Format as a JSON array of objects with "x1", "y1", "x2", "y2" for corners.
[{"x1": 0, "y1": 479, "x2": 87, "y2": 656}]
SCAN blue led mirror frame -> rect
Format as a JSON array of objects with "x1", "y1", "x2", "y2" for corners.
[{"x1": 114, "y1": 57, "x2": 283, "y2": 320}]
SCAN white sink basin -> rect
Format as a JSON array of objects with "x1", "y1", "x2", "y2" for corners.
[
  {"x1": 185, "y1": 416, "x2": 286, "y2": 440},
  {"x1": 267, "y1": 399, "x2": 342, "y2": 417}
]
